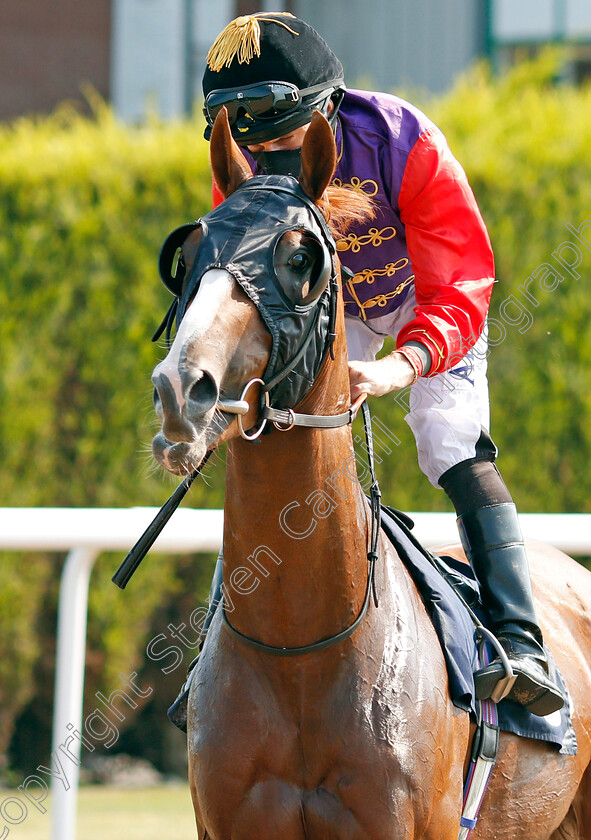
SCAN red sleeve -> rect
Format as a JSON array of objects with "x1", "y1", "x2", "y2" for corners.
[
  {"x1": 396, "y1": 128, "x2": 495, "y2": 375},
  {"x1": 212, "y1": 179, "x2": 225, "y2": 209}
]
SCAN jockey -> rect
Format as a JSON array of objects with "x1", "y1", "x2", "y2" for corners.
[{"x1": 170, "y1": 11, "x2": 564, "y2": 725}]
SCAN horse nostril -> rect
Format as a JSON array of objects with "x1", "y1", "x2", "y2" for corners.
[
  {"x1": 186, "y1": 370, "x2": 219, "y2": 415},
  {"x1": 152, "y1": 386, "x2": 163, "y2": 418}
]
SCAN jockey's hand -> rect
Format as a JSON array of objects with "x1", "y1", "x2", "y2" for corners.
[{"x1": 349, "y1": 351, "x2": 416, "y2": 400}]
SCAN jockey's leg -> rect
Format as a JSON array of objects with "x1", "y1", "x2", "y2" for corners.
[
  {"x1": 439, "y1": 458, "x2": 564, "y2": 716},
  {"x1": 403, "y1": 337, "x2": 564, "y2": 716},
  {"x1": 167, "y1": 551, "x2": 223, "y2": 731}
]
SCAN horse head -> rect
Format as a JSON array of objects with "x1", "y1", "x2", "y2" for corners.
[{"x1": 151, "y1": 108, "x2": 341, "y2": 475}]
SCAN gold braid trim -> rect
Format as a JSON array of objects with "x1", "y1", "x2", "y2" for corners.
[
  {"x1": 331, "y1": 176, "x2": 378, "y2": 197},
  {"x1": 336, "y1": 226, "x2": 397, "y2": 254},
  {"x1": 348, "y1": 259, "x2": 410, "y2": 285},
  {"x1": 207, "y1": 13, "x2": 298, "y2": 71},
  {"x1": 344, "y1": 268, "x2": 414, "y2": 322}
]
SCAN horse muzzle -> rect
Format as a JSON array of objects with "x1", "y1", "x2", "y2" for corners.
[
  {"x1": 151, "y1": 432, "x2": 206, "y2": 476},
  {"x1": 151, "y1": 367, "x2": 221, "y2": 474}
]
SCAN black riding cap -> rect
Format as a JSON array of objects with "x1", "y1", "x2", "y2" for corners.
[{"x1": 202, "y1": 13, "x2": 345, "y2": 145}]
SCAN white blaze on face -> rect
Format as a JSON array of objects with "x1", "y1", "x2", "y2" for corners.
[{"x1": 153, "y1": 268, "x2": 234, "y2": 412}]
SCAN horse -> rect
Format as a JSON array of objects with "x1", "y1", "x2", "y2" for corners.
[{"x1": 150, "y1": 108, "x2": 591, "y2": 839}]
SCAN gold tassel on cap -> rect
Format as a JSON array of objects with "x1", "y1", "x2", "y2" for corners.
[{"x1": 207, "y1": 12, "x2": 298, "y2": 72}]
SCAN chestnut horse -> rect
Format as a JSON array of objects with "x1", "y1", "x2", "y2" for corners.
[{"x1": 151, "y1": 109, "x2": 591, "y2": 839}]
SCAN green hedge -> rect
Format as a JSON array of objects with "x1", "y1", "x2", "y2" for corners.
[
  {"x1": 0, "y1": 102, "x2": 221, "y2": 775},
  {"x1": 1, "y1": 54, "x2": 591, "y2": 773}
]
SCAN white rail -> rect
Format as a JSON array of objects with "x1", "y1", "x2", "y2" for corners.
[
  {"x1": 0, "y1": 507, "x2": 589, "y2": 840},
  {"x1": 0, "y1": 507, "x2": 222, "y2": 840}
]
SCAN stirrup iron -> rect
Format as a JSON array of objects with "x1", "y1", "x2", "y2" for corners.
[{"x1": 477, "y1": 625, "x2": 517, "y2": 703}]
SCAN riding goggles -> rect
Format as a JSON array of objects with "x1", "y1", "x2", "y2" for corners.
[
  {"x1": 203, "y1": 79, "x2": 344, "y2": 144},
  {"x1": 204, "y1": 80, "x2": 337, "y2": 125}
]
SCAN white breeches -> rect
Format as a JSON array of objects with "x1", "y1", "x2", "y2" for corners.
[{"x1": 345, "y1": 291, "x2": 491, "y2": 488}]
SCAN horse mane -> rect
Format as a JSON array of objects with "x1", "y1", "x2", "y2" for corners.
[{"x1": 318, "y1": 184, "x2": 376, "y2": 238}]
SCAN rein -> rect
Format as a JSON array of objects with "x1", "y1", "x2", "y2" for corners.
[
  {"x1": 221, "y1": 401, "x2": 381, "y2": 656},
  {"x1": 222, "y1": 565, "x2": 375, "y2": 656},
  {"x1": 111, "y1": 450, "x2": 214, "y2": 589}
]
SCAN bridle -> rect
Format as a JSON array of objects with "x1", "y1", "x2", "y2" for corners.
[
  {"x1": 113, "y1": 176, "x2": 382, "y2": 658},
  {"x1": 221, "y1": 376, "x2": 365, "y2": 440}
]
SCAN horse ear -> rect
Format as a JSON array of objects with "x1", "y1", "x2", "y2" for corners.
[
  {"x1": 299, "y1": 111, "x2": 337, "y2": 203},
  {"x1": 210, "y1": 107, "x2": 253, "y2": 199}
]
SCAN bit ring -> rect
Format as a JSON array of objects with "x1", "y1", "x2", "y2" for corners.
[{"x1": 237, "y1": 378, "x2": 270, "y2": 441}]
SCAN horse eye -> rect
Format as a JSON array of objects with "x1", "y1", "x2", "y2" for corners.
[{"x1": 288, "y1": 251, "x2": 310, "y2": 272}]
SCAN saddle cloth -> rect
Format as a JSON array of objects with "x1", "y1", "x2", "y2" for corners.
[{"x1": 380, "y1": 506, "x2": 577, "y2": 755}]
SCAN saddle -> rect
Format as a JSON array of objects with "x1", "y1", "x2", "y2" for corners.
[{"x1": 380, "y1": 504, "x2": 576, "y2": 755}]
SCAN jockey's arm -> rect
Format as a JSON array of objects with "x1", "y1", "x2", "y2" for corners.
[
  {"x1": 348, "y1": 352, "x2": 417, "y2": 400},
  {"x1": 350, "y1": 128, "x2": 495, "y2": 400}
]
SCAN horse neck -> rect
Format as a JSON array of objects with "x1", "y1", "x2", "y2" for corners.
[{"x1": 222, "y1": 307, "x2": 371, "y2": 649}]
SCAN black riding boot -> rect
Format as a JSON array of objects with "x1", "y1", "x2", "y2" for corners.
[
  {"x1": 167, "y1": 552, "x2": 223, "y2": 732},
  {"x1": 441, "y1": 459, "x2": 565, "y2": 717}
]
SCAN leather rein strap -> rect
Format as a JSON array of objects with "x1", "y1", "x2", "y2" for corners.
[
  {"x1": 221, "y1": 401, "x2": 382, "y2": 656},
  {"x1": 222, "y1": 571, "x2": 375, "y2": 656},
  {"x1": 263, "y1": 404, "x2": 355, "y2": 430},
  {"x1": 112, "y1": 450, "x2": 214, "y2": 589}
]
